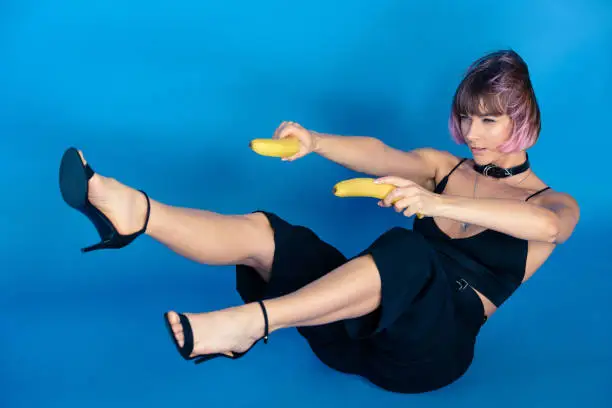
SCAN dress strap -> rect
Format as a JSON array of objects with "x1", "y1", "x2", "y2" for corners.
[
  {"x1": 449, "y1": 158, "x2": 468, "y2": 175},
  {"x1": 525, "y1": 186, "x2": 551, "y2": 201},
  {"x1": 434, "y1": 158, "x2": 468, "y2": 194}
]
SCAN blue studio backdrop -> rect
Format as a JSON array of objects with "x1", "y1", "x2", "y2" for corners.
[{"x1": 1, "y1": 1, "x2": 611, "y2": 407}]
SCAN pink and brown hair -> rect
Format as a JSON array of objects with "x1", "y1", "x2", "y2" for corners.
[{"x1": 448, "y1": 50, "x2": 541, "y2": 152}]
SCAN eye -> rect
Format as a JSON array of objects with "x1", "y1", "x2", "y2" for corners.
[{"x1": 483, "y1": 117, "x2": 496, "y2": 123}]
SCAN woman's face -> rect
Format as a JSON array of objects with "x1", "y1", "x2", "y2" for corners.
[{"x1": 460, "y1": 112, "x2": 513, "y2": 165}]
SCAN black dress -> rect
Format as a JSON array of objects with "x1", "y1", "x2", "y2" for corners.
[{"x1": 235, "y1": 210, "x2": 485, "y2": 394}]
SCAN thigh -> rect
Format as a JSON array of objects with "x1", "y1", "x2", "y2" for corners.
[
  {"x1": 331, "y1": 226, "x2": 485, "y2": 393},
  {"x1": 239, "y1": 211, "x2": 276, "y2": 274},
  {"x1": 235, "y1": 210, "x2": 362, "y2": 355},
  {"x1": 363, "y1": 273, "x2": 485, "y2": 394},
  {"x1": 236, "y1": 210, "x2": 349, "y2": 299}
]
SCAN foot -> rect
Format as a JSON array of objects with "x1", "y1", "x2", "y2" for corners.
[
  {"x1": 166, "y1": 303, "x2": 265, "y2": 358},
  {"x1": 79, "y1": 150, "x2": 149, "y2": 235}
]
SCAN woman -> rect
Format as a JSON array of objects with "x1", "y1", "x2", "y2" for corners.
[{"x1": 59, "y1": 49, "x2": 579, "y2": 394}]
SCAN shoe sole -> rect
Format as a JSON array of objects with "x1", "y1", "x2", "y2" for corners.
[{"x1": 59, "y1": 147, "x2": 88, "y2": 210}]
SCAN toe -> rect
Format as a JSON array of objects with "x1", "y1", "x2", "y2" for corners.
[
  {"x1": 77, "y1": 150, "x2": 87, "y2": 165},
  {"x1": 171, "y1": 322, "x2": 183, "y2": 336},
  {"x1": 166, "y1": 311, "x2": 186, "y2": 347},
  {"x1": 166, "y1": 311, "x2": 180, "y2": 325},
  {"x1": 175, "y1": 332, "x2": 185, "y2": 348}
]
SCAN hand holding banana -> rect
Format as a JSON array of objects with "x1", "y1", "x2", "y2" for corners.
[
  {"x1": 249, "y1": 122, "x2": 432, "y2": 218},
  {"x1": 333, "y1": 178, "x2": 427, "y2": 219},
  {"x1": 249, "y1": 121, "x2": 317, "y2": 160},
  {"x1": 374, "y1": 177, "x2": 438, "y2": 219}
]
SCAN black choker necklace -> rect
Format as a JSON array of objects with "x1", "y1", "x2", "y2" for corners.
[{"x1": 473, "y1": 153, "x2": 530, "y2": 178}]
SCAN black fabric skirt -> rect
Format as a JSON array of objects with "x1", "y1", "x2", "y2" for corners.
[{"x1": 235, "y1": 210, "x2": 486, "y2": 394}]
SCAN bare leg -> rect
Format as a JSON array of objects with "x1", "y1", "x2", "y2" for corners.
[
  {"x1": 80, "y1": 151, "x2": 275, "y2": 278},
  {"x1": 167, "y1": 254, "x2": 381, "y2": 357},
  {"x1": 145, "y1": 203, "x2": 274, "y2": 273}
]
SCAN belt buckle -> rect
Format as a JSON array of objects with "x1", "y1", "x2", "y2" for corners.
[{"x1": 456, "y1": 278, "x2": 469, "y2": 291}]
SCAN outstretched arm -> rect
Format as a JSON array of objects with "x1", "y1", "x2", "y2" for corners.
[
  {"x1": 376, "y1": 176, "x2": 580, "y2": 244},
  {"x1": 313, "y1": 132, "x2": 446, "y2": 189},
  {"x1": 435, "y1": 192, "x2": 580, "y2": 243}
]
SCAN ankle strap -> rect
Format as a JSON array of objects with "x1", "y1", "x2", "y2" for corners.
[{"x1": 257, "y1": 300, "x2": 269, "y2": 343}]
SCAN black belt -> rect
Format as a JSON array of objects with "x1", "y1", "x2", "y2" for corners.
[
  {"x1": 453, "y1": 277, "x2": 488, "y2": 325},
  {"x1": 455, "y1": 277, "x2": 469, "y2": 291}
]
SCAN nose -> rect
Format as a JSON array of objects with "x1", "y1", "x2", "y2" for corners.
[{"x1": 463, "y1": 118, "x2": 483, "y2": 143}]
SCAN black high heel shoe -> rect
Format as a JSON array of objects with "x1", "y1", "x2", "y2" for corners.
[
  {"x1": 59, "y1": 147, "x2": 151, "y2": 253},
  {"x1": 164, "y1": 300, "x2": 270, "y2": 364}
]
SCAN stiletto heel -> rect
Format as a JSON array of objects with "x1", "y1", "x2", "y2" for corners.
[
  {"x1": 82, "y1": 240, "x2": 112, "y2": 253},
  {"x1": 165, "y1": 300, "x2": 270, "y2": 364},
  {"x1": 58, "y1": 147, "x2": 151, "y2": 252}
]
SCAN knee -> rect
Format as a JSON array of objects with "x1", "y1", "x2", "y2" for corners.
[
  {"x1": 242, "y1": 212, "x2": 275, "y2": 270},
  {"x1": 244, "y1": 212, "x2": 274, "y2": 239}
]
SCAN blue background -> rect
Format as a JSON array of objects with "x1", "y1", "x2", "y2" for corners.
[{"x1": 1, "y1": 1, "x2": 611, "y2": 407}]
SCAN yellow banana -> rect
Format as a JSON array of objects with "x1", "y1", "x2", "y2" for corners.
[
  {"x1": 332, "y1": 178, "x2": 424, "y2": 219},
  {"x1": 333, "y1": 178, "x2": 395, "y2": 199},
  {"x1": 249, "y1": 137, "x2": 301, "y2": 158}
]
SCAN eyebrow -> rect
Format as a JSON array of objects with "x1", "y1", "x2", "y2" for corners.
[{"x1": 460, "y1": 113, "x2": 501, "y2": 117}]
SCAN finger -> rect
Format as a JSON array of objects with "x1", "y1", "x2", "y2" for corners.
[
  {"x1": 273, "y1": 121, "x2": 291, "y2": 139},
  {"x1": 382, "y1": 186, "x2": 416, "y2": 207},
  {"x1": 272, "y1": 123, "x2": 282, "y2": 139},
  {"x1": 397, "y1": 196, "x2": 422, "y2": 217},
  {"x1": 282, "y1": 152, "x2": 303, "y2": 161},
  {"x1": 278, "y1": 124, "x2": 299, "y2": 140},
  {"x1": 382, "y1": 188, "x2": 402, "y2": 207},
  {"x1": 393, "y1": 197, "x2": 414, "y2": 212},
  {"x1": 379, "y1": 197, "x2": 394, "y2": 207},
  {"x1": 374, "y1": 176, "x2": 414, "y2": 187},
  {"x1": 403, "y1": 207, "x2": 417, "y2": 218}
]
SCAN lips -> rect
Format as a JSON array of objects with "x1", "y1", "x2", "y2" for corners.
[{"x1": 470, "y1": 146, "x2": 487, "y2": 155}]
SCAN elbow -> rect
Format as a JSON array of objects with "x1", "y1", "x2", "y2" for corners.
[{"x1": 543, "y1": 212, "x2": 562, "y2": 244}]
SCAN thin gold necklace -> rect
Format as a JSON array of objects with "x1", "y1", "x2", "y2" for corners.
[{"x1": 460, "y1": 170, "x2": 532, "y2": 232}]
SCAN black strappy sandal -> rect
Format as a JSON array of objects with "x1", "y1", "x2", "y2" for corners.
[
  {"x1": 59, "y1": 147, "x2": 151, "y2": 253},
  {"x1": 164, "y1": 300, "x2": 270, "y2": 364}
]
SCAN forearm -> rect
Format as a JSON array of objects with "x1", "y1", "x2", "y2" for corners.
[
  {"x1": 435, "y1": 195, "x2": 560, "y2": 243},
  {"x1": 311, "y1": 132, "x2": 438, "y2": 186},
  {"x1": 311, "y1": 132, "x2": 390, "y2": 175}
]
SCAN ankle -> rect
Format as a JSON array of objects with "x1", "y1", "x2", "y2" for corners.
[
  {"x1": 241, "y1": 301, "x2": 273, "y2": 342},
  {"x1": 141, "y1": 197, "x2": 163, "y2": 236},
  {"x1": 137, "y1": 190, "x2": 151, "y2": 234},
  {"x1": 255, "y1": 300, "x2": 287, "y2": 337}
]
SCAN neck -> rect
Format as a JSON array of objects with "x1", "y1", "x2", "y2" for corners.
[
  {"x1": 472, "y1": 150, "x2": 530, "y2": 179},
  {"x1": 489, "y1": 151, "x2": 527, "y2": 168}
]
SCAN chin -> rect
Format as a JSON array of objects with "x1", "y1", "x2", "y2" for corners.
[
  {"x1": 470, "y1": 151, "x2": 492, "y2": 164},
  {"x1": 475, "y1": 158, "x2": 493, "y2": 166}
]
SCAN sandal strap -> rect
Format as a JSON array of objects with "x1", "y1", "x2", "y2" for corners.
[
  {"x1": 137, "y1": 190, "x2": 151, "y2": 235},
  {"x1": 178, "y1": 313, "x2": 194, "y2": 358},
  {"x1": 257, "y1": 300, "x2": 269, "y2": 344}
]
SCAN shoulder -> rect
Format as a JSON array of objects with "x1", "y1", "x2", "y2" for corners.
[
  {"x1": 413, "y1": 148, "x2": 467, "y2": 180},
  {"x1": 528, "y1": 187, "x2": 580, "y2": 243},
  {"x1": 530, "y1": 187, "x2": 580, "y2": 215}
]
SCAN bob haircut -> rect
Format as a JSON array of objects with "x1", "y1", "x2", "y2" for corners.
[{"x1": 448, "y1": 50, "x2": 541, "y2": 153}]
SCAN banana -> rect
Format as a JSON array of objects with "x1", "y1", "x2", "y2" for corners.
[
  {"x1": 332, "y1": 178, "x2": 424, "y2": 219},
  {"x1": 333, "y1": 178, "x2": 395, "y2": 199},
  {"x1": 249, "y1": 137, "x2": 301, "y2": 158}
]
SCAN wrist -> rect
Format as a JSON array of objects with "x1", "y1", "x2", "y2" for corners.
[
  {"x1": 310, "y1": 130, "x2": 323, "y2": 153},
  {"x1": 432, "y1": 194, "x2": 457, "y2": 217}
]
